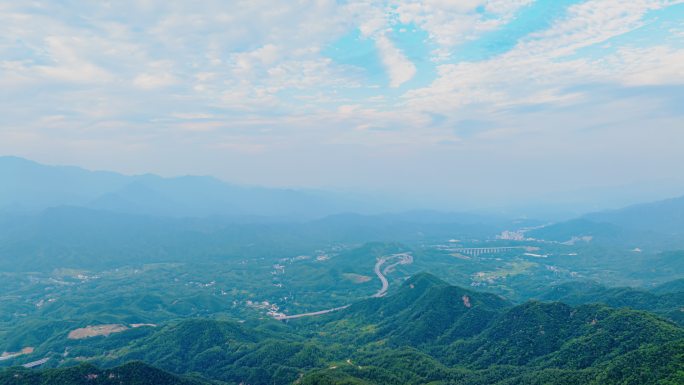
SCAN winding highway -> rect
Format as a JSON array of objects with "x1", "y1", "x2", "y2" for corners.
[
  {"x1": 372, "y1": 253, "x2": 413, "y2": 297},
  {"x1": 372, "y1": 257, "x2": 390, "y2": 298},
  {"x1": 271, "y1": 252, "x2": 413, "y2": 320}
]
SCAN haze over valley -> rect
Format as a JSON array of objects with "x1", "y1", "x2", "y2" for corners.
[{"x1": 1, "y1": 156, "x2": 684, "y2": 384}]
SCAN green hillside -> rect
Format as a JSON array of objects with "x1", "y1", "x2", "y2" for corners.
[
  {"x1": 539, "y1": 280, "x2": 684, "y2": 325},
  {"x1": 0, "y1": 361, "x2": 208, "y2": 385}
]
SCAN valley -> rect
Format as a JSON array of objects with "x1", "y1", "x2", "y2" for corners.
[
  {"x1": 1, "y1": 224, "x2": 682, "y2": 384},
  {"x1": 3, "y1": 0, "x2": 684, "y2": 382}
]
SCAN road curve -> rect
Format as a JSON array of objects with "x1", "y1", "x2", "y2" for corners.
[{"x1": 372, "y1": 257, "x2": 390, "y2": 298}]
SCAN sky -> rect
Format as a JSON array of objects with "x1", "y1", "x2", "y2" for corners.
[{"x1": 1, "y1": 0, "x2": 683, "y2": 211}]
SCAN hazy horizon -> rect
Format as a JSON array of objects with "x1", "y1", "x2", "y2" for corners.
[{"x1": 3, "y1": 154, "x2": 684, "y2": 220}]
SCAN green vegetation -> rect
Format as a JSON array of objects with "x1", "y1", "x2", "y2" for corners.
[{"x1": 3, "y1": 271, "x2": 681, "y2": 384}]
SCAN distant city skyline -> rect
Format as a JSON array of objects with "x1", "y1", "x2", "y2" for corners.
[{"x1": 1, "y1": 1, "x2": 683, "y2": 210}]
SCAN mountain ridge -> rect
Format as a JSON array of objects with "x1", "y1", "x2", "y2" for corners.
[{"x1": 0, "y1": 156, "x2": 374, "y2": 219}]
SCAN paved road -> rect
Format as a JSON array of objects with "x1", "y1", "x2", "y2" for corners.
[
  {"x1": 22, "y1": 357, "x2": 50, "y2": 368},
  {"x1": 372, "y1": 257, "x2": 390, "y2": 298},
  {"x1": 273, "y1": 305, "x2": 350, "y2": 320}
]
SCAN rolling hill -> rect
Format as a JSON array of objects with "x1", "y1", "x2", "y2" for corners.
[{"x1": 3, "y1": 273, "x2": 683, "y2": 384}]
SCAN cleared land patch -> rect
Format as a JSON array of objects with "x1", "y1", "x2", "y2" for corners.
[
  {"x1": 0, "y1": 347, "x2": 33, "y2": 361},
  {"x1": 342, "y1": 273, "x2": 372, "y2": 284},
  {"x1": 67, "y1": 324, "x2": 129, "y2": 339},
  {"x1": 472, "y1": 261, "x2": 537, "y2": 284}
]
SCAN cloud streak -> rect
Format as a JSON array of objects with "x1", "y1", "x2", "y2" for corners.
[{"x1": 0, "y1": 0, "x2": 682, "y2": 207}]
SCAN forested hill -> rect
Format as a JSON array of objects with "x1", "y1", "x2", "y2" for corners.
[{"x1": 539, "y1": 279, "x2": 684, "y2": 325}]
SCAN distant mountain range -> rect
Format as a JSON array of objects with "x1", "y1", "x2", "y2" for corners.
[
  {"x1": 3, "y1": 155, "x2": 684, "y2": 269},
  {"x1": 527, "y1": 194, "x2": 684, "y2": 248},
  {"x1": 0, "y1": 156, "x2": 379, "y2": 219},
  {"x1": 0, "y1": 156, "x2": 528, "y2": 271},
  {"x1": 583, "y1": 195, "x2": 684, "y2": 234},
  {"x1": 5, "y1": 155, "x2": 684, "y2": 227}
]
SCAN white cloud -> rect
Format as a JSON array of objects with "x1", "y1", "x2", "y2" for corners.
[
  {"x1": 518, "y1": 0, "x2": 672, "y2": 58},
  {"x1": 0, "y1": 35, "x2": 114, "y2": 85},
  {"x1": 374, "y1": 34, "x2": 417, "y2": 88},
  {"x1": 232, "y1": 44, "x2": 281, "y2": 75}
]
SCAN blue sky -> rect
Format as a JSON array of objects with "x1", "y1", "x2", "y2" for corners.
[{"x1": 1, "y1": 0, "x2": 683, "y2": 211}]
